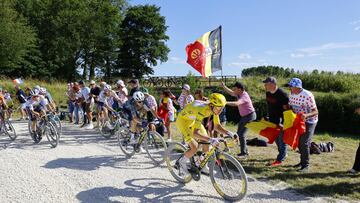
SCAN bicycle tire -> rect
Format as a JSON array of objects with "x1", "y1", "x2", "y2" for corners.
[
  {"x1": 165, "y1": 142, "x2": 192, "y2": 183},
  {"x1": 100, "y1": 121, "x2": 114, "y2": 139},
  {"x1": 4, "y1": 120, "x2": 17, "y2": 141},
  {"x1": 144, "y1": 131, "x2": 167, "y2": 165},
  {"x1": 45, "y1": 122, "x2": 59, "y2": 148},
  {"x1": 209, "y1": 152, "x2": 248, "y2": 201},
  {"x1": 52, "y1": 115, "x2": 62, "y2": 135},
  {"x1": 117, "y1": 127, "x2": 135, "y2": 157}
]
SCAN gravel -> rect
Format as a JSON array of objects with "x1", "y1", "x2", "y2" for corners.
[{"x1": 0, "y1": 121, "x2": 335, "y2": 203}]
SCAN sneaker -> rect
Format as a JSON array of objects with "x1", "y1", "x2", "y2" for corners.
[
  {"x1": 166, "y1": 138, "x2": 172, "y2": 142},
  {"x1": 270, "y1": 160, "x2": 282, "y2": 167},
  {"x1": 201, "y1": 165, "x2": 210, "y2": 175},
  {"x1": 348, "y1": 168, "x2": 358, "y2": 174},
  {"x1": 139, "y1": 146, "x2": 146, "y2": 153},
  {"x1": 85, "y1": 123, "x2": 94, "y2": 130},
  {"x1": 129, "y1": 133, "x2": 137, "y2": 145},
  {"x1": 293, "y1": 163, "x2": 302, "y2": 168},
  {"x1": 298, "y1": 166, "x2": 309, "y2": 173},
  {"x1": 237, "y1": 153, "x2": 249, "y2": 158},
  {"x1": 179, "y1": 156, "x2": 190, "y2": 176},
  {"x1": 106, "y1": 122, "x2": 114, "y2": 130},
  {"x1": 80, "y1": 123, "x2": 87, "y2": 128}
]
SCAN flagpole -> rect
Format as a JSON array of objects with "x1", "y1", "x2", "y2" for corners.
[{"x1": 219, "y1": 25, "x2": 223, "y2": 81}]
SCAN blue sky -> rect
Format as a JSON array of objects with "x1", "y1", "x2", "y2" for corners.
[{"x1": 131, "y1": 0, "x2": 360, "y2": 76}]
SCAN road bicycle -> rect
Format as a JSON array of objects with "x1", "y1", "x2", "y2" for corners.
[
  {"x1": 117, "y1": 119, "x2": 167, "y2": 165},
  {"x1": 165, "y1": 136, "x2": 248, "y2": 201},
  {"x1": 27, "y1": 114, "x2": 59, "y2": 148},
  {"x1": 0, "y1": 110, "x2": 17, "y2": 140}
]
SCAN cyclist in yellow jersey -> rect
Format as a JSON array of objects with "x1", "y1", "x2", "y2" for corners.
[{"x1": 177, "y1": 93, "x2": 237, "y2": 175}]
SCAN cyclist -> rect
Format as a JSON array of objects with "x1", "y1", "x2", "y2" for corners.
[
  {"x1": 123, "y1": 91, "x2": 160, "y2": 144},
  {"x1": 25, "y1": 90, "x2": 48, "y2": 140},
  {"x1": 98, "y1": 85, "x2": 121, "y2": 129},
  {"x1": 39, "y1": 87, "x2": 56, "y2": 113},
  {"x1": 177, "y1": 93, "x2": 237, "y2": 175}
]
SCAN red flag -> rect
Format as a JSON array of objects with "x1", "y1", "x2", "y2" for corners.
[{"x1": 186, "y1": 41, "x2": 206, "y2": 77}]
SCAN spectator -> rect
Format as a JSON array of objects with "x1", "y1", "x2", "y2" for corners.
[
  {"x1": 116, "y1": 80, "x2": 128, "y2": 108},
  {"x1": 79, "y1": 81, "x2": 94, "y2": 129},
  {"x1": 263, "y1": 77, "x2": 290, "y2": 166},
  {"x1": 288, "y1": 78, "x2": 319, "y2": 172},
  {"x1": 222, "y1": 81, "x2": 256, "y2": 157},
  {"x1": 128, "y1": 79, "x2": 140, "y2": 98},
  {"x1": 349, "y1": 143, "x2": 360, "y2": 174},
  {"x1": 89, "y1": 80, "x2": 101, "y2": 128},
  {"x1": 73, "y1": 82, "x2": 82, "y2": 125},
  {"x1": 15, "y1": 85, "x2": 27, "y2": 120},
  {"x1": 159, "y1": 90, "x2": 175, "y2": 141},
  {"x1": 65, "y1": 83, "x2": 76, "y2": 123},
  {"x1": 194, "y1": 89, "x2": 208, "y2": 101},
  {"x1": 174, "y1": 84, "x2": 194, "y2": 110},
  {"x1": 143, "y1": 88, "x2": 158, "y2": 132}
]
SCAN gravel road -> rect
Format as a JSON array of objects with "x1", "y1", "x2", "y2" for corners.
[{"x1": 0, "y1": 121, "x2": 333, "y2": 202}]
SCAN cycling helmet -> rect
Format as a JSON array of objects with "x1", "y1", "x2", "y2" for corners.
[
  {"x1": 209, "y1": 93, "x2": 226, "y2": 107},
  {"x1": 133, "y1": 91, "x2": 145, "y2": 101},
  {"x1": 39, "y1": 87, "x2": 47, "y2": 94}
]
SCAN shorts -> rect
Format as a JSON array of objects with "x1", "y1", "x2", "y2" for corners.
[
  {"x1": 85, "y1": 102, "x2": 93, "y2": 113},
  {"x1": 97, "y1": 102, "x2": 105, "y2": 111},
  {"x1": 176, "y1": 118, "x2": 207, "y2": 143},
  {"x1": 27, "y1": 106, "x2": 44, "y2": 121}
]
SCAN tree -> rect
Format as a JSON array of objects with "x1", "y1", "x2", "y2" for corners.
[
  {"x1": 0, "y1": 0, "x2": 37, "y2": 77},
  {"x1": 116, "y1": 5, "x2": 170, "y2": 78}
]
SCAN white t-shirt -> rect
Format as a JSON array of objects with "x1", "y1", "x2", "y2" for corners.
[
  {"x1": 81, "y1": 87, "x2": 91, "y2": 102},
  {"x1": 289, "y1": 89, "x2": 318, "y2": 123}
]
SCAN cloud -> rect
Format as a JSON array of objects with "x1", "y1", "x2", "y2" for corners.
[
  {"x1": 355, "y1": 26, "x2": 360, "y2": 31},
  {"x1": 169, "y1": 56, "x2": 186, "y2": 64},
  {"x1": 290, "y1": 42, "x2": 360, "y2": 59},
  {"x1": 290, "y1": 53, "x2": 305, "y2": 58},
  {"x1": 227, "y1": 61, "x2": 267, "y2": 68},
  {"x1": 238, "y1": 53, "x2": 252, "y2": 60},
  {"x1": 350, "y1": 19, "x2": 360, "y2": 25}
]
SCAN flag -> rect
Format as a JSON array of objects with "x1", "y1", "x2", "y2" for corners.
[
  {"x1": 283, "y1": 110, "x2": 306, "y2": 150},
  {"x1": 245, "y1": 118, "x2": 281, "y2": 144},
  {"x1": 186, "y1": 26, "x2": 222, "y2": 77},
  {"x1": 12, "y1": 78, "x2": 24, "y2": 84}
]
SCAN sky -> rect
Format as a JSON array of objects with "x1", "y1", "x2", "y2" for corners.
[{"x1": 130, "y1": 0, "x2": 360, "y2": 76}]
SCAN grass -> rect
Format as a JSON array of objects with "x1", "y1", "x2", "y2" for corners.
[{"x1": 169, "y1": 123, "x2": 360, "y2": 201}]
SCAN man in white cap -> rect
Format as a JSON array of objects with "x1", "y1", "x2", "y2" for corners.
[{"x1": 174, "y1": 84, "x2": 194, "y2": 111}]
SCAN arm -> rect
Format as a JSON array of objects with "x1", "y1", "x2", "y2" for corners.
[
  {"x1": 302, "y1": 107, "x2": 318, "y2": 120},
  {"x1": 221, "y1": 82, "x2": 236, "y2": 97},
  {"x1": 226, "y1": 101, "x2": 241, "y2": 107}
]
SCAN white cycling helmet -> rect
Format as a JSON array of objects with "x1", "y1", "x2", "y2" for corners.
[
  {"x1": 133, "y1": 91, "x2": 145, "y2": 101},
  {"x1": 39, "y1": 87, "x2": 47, "y2": 94}
]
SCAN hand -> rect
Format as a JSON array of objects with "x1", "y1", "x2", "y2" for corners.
[
  {"x1": 301, "y1": 113, "x2": 307, "y2": 120},
  {"x1": 209, "y1": 138, "x2": 221, "y2": 146},
  {"x1": 221, "y1": 81, "x2": 225, "y2": 88},
  {"x1": 355, "y1": 108, "x2": 360, "y2": 115},
  {"x1": 226, "y1": 131, "x2": 238, "y2": 139}
]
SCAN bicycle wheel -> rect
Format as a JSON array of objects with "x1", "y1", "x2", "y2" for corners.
[
  {"x1": 4, "y1": 120, "x2": 17, "y2": 140},
  {"x1": 165, "y1": 142, "x2": 192, "y2": 183},
  {"x1": 145, "y1": 131, "x2": 167, "y2": 165},
  {"x1": 45, "y1": 122, "x2": 59, "y2": 148},
  {"x1": 209, "y1": 152, "x2": 248, "y2": 201},
  {"x1": 28, "y1": 120, "x2": 40, "y2": 143},
  {"x1": 117, "y1": 127, "x2": 135, "y2": 157},
  {"x1": 100, "y1": 121, "x2": 114, "y2": 139},
  {"x1": 52, "y1": 115, "x2": 62, "y2": 135}
]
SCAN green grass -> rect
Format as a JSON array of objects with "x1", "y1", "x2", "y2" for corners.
[{"x1": 169, "y1": 123, "x2": 360, "y2": 201}]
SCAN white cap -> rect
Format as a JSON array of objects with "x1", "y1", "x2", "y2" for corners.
[
  {"x1": 182, "y1": 84, "x2": 190, "y2": 91},
  {"x1": 104, "y1": 84, "x2": 112, "y2": 91},
  {"x1": 117, "y1": 80, "x2": 125, "y2": 87}
]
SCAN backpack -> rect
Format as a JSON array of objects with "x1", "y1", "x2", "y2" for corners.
[
  {"x1": 319, "y1": 142, "x2": 335, "y2": 153},
  {"x1": 310, "y1": 142, "x2": 321, "y2": 154}
]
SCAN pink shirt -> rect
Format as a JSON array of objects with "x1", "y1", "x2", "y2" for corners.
[{"x1": 237, "y1": 91, "x2": 255, "y2": 117}]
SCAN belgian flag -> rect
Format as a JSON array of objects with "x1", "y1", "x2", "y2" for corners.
[{"x1": 186, "y1": 26, "x2": 222, "y2": 77}]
